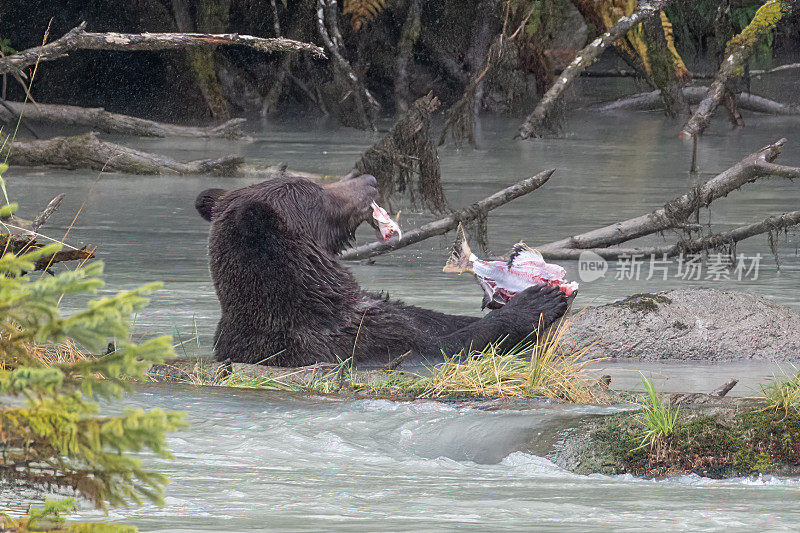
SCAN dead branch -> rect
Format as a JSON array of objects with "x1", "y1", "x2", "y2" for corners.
[
  {"x1": 539, "y1": 210, "x2": 800, "y2": 260},
  {"x1": 517, "y1": 0, "x2": 674, "y2": 139},
  {"x1": 537, "y1": 139, "x2": 797, "y2": 254},
  {"x1": 0, "y1": 100, "x2": 247, "y2": 139},
  {"x1": 600, "y1": 87, "x2": 800, "y2": 115},
  {"x1": 340, "y1": 169, "x2": 556, "y2": 261},
  {"x1": 751, "y1": 62, "x2": 800, "y2": 77},
  {"x1": 0, "y1": 22, "x2": 324, "y2": 76},
  {"x1": 680, "y1": 1, "x2": 792, "y2": 139},
  {"x1": 6, "y1": 133, "x2": 244, "y2": 175},
  {"x1": 711, "y1": 379, "x2": 738, "y2": 397},
  {"x1": 31, "y1": 194, "x2": 65, "y2": 232}
]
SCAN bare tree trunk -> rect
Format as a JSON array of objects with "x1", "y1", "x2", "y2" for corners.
[
  {"x1": 0, "y1": 100, "x2": 247, "y2": 138},
  {"x1": 680, "y1": 0, "x2": 792, "y2": 139},
  {"x1": 6, "y1": 133, "x2": 244, "y2": 175},
  {"x1": 569, "y1": 0, "x2": 652, "y2": 82},
  {"x1": 394, "y1": 0, "x2": 422, "y2": 115},
  {"x1": 340, "y1": 169, "x2": 555, "y2": 261},
  {"x1": 262, "y1": 0, "x2": 292, "y2": 116},
  {"x1": 0, "y1": 22, "x2": 324, "y2": 76},
  {"x1": 316, "y1": 0, "x2": 379, "y2": 130},
  {"x1": 465, "y1": 0, "x2": 500, "y2": 117},
  {"x1": 517, "y1": 0, "x2": 675, "y2": 139}
]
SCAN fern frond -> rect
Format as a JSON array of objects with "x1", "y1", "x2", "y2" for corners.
[{"x1": 343, "y1": 0, "x2": 390, "y2": 32}]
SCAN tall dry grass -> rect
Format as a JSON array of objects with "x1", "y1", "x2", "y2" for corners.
[{"x1": 419, "y1": 317, "x2": 602, "y2": 403}]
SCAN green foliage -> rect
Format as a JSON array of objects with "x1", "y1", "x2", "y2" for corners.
[
  {"x1": 0, "y1": 244, "x2": 185, "y2": 511},
  {"x1": 635, "y1": 373, "x2": 679, "y2": 451},
  {"x1": 0, "y1": 498, "x2": 137, "y2": 532}
]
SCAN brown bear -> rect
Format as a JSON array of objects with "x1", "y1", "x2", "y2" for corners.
[{"x1": 195, "y1": 174, "x2": 567, "y2": 367}]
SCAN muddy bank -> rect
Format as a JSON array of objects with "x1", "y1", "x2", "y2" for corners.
[
  {"x1": 548, "y1": 396, "x2": 800, "y2": 478},
  {"x1": 565, "y1": 288, "x2": 800, "y2": 361}
]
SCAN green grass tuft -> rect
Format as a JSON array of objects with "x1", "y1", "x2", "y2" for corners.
[{"x1": 635, "y1": 373, "x2": 680, "y2": 456}]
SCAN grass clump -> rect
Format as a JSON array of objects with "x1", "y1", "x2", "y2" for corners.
[
  {"x1": 635, "y1": 374, "x2": 680, "y2": 457},
  {"x1": 419, "y1": 320, "x2": 600, "y2": 403},
  {"x1": 761, "y1": 370, "x2": 800, "y2": 416}
]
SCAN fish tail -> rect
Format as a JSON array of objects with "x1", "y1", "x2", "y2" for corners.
[{"x1": 443, "y1": 223, "x2": 475, "y2": 273}]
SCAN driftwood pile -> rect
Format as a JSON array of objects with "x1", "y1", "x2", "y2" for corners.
[{"x1": 0, "y1": 23, "x2": 322, "y2": 174}]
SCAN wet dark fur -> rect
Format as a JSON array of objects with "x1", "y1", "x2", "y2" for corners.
[{"x1": 196, "y1": 176, "x2": 568, "y2": 367}]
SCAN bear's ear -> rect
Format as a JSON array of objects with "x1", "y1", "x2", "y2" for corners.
[
  {"x1": 195, "y1": 188, "x2": 226, "y2": 221},
  {"x1": 235, "y1": 200, "x2": 284, "y2": 239}
]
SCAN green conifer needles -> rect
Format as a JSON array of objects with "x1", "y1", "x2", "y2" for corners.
[{"x1": 0, "y1": 247, "x2": 184, "y2": 510}]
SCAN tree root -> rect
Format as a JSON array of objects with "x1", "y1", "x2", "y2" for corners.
[{"x1": 352, "y1": 92, "x2": 446, "y2": 213}]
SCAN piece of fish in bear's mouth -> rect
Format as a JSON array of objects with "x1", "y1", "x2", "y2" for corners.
[{"x1": 371, "y1": 201, "x2": 402, "y2": 242}]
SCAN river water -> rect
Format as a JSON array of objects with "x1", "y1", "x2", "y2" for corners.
[
  {"x1": 61, "y1": 384, "x2": 799, "y2": 532},
  {"x1": 4, "y1": 75, "x2": 800, "y2": 529}
]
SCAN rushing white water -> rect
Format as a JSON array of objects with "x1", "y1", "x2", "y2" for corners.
[{"x1": 60, "y1": 385, "x2": 800, "y2": 532}]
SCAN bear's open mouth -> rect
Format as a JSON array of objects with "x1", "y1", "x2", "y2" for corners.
[{"x1": 370, "y1": 202, "x2": 402, "y2": 242}]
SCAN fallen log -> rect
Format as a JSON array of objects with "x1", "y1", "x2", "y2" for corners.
[
  {"x1": 536, "y1": 139, "x2": 798, "y2": 254},
  {"x1": 0, "y1": 22, "x2": 324, "y2": 76},
  {"x1": 340, "y1": 169, "x2": 555, "y2": 261},
  {"x1": 6, "y1": 133, "x2": 244, "y2": 175},
  {"x1": 680, "y1": 0, "x2": 792, "y2": 139},
  {"x1": 576, "y1": 62, "x2": 800, "y2": 80},
  {"x1": 0, "y1": 100, "x2": 247, "y2": 139},
  {"x1": 599, "y1": 87, "x2": 800, "y2": 115},
  {"x1": 1, "y1": 232, "x2": 95, "y2": 270},
  {"x1": 517, "y1": 0, "x2": 675, "y2": 139}
]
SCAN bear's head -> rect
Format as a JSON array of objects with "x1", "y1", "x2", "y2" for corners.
[{"x1": 196, "y1": 174, "x2": 379, "y2": 255}]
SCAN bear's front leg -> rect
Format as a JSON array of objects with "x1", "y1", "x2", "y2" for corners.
[{"x1": 420, "y1": 285, "x2": 568, "y2": 362}]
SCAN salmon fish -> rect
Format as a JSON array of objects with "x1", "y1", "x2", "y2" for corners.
[
  {"x1": 371, "y1": 201, "x2": 402, "y2": 241},
  {"x1": 443, "y1": 224, "x2": 578, "y2": 310}
]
